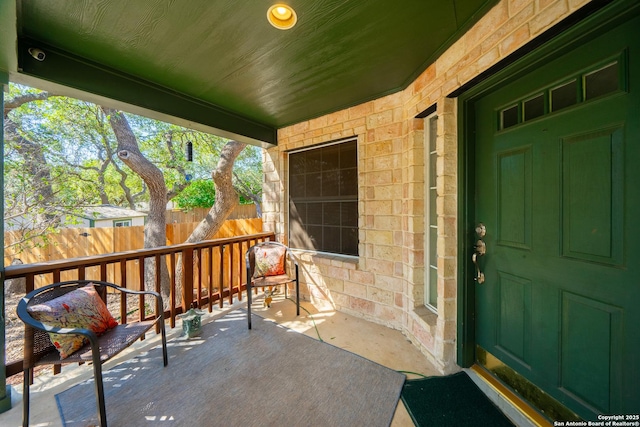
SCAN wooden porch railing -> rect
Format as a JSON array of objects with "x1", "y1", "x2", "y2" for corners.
[{"x1": 4, "y1": 231, "x2": 275, "y2": 379}]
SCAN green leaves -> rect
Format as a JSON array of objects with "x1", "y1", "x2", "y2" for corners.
[
  {"x1": 4, "y1": 82, "x2": 263, "y2": 252},
  {"x1": 173, "y1": 179, "x2": 216, "y2": 208}
]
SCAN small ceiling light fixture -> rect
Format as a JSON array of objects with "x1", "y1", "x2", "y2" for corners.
[{"x1": 267, "y1": 4, "x2": 297, "y2": 30}]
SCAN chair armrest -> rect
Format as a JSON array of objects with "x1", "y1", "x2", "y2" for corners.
[
  {"x1": 91, "y1": 281, "x2": 165, "y2": 318},
  {"x1": 286, "y1": 249, "x2": 299, "y2": 279},
  {"x1": 17, "y1": 280, "x2": 165, "y2": 332},
  {"x1": 99, "y1": 281, "x2": 162, "y2": 299},
  {"x1": 285, "y1": 249, "x2": 299, "y2": 267}
]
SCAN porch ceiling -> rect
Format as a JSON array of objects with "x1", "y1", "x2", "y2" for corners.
[{"x1": 7, "y1": 0, "x2": 497, "y2": 145}]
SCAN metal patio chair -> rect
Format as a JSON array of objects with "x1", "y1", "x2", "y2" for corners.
[
  {"x1": 245, "y1": 241, "x2": 300, "y2": 329},
  {"x1": 17, "y1": 280, "x2": 168, "y2": 427}
]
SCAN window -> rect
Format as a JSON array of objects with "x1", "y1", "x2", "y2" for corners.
[
  {"x1": 498, "y1": 56, "x2": 623, "y2": 130},
  {"x1": 289, "y1": 139, "x2": 358, "y2": 256},
  {"x1": 551, "y1": 80, "x2": 577, "y2": 112},
  {"x1": 523, "y1": 93, "x2": 545, "y2": 121},
  {"x1": 500, "y1": 104, "x2": 519, "y2": 129},
  {"x1": 584, "y1": 62, "x2": 619, "y2": 100},
  {"x1": 113, "y1": 219, "x2": 132, "y2": 227},
  {"x1": 424, "y1": 114, "x2": 438, "y2": 310}
]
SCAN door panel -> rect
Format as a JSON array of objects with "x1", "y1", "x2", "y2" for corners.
[
  {"x1": 560, "y1": 292, "x2": 623, "y2": 413},
  {"x1": 497, "y1": 148, "x2": 531, "y2": 249},
  {"x1": 561, "y1": 126, "x2": 624, "y2": 264},
  {"x1": 473, "y1": 13, "x2": 639, "y2": 420},
  {"x1": 497, "y1": 271, "x2": 531, "y2": 366}
]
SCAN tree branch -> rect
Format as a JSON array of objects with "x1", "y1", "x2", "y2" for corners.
[
  {"x1": 233, "y1": 171, "x2": 262, "y2": 216},
  {"x1": 4, "y1": 92, "x2": 55, "y2": 117},
  {"x1": 184, "y1": 141, "x2": 246, "y2": 244},
  {"x1": 164, "y1": 131, "x2": 190, "y2": 200}
]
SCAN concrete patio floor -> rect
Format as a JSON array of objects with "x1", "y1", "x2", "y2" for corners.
[{"x1": 0, "y1": 293, "x2": 537, "y2": 426}]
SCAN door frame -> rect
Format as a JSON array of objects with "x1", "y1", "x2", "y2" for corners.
[{"x1": 456, "y1": 0, "x2": 640, "y2": 368}]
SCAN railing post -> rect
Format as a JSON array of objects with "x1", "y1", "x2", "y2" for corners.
[
  {"x1": 182, "y1": 247, "x2": 194, "y2": 312},
  {"x1": 236, "y1": 242, "x2": 243, "y2": 301},
  {"x1": 170, "y1": 253, "x2": 176, "y2": 328},
  {"x1": 155, "y1": 254, "x2": 162, "y2": 333},
  {"x1": 120, "y1": 261, "x2": 127, "y2": 324},
  {"x1": 137, "y1": 256, "x2": 145, "y2": 323},
  {"x1": 228, "y1": 243, "x2": 234, "y2": 304},
  {"x1": 207, "y1": 248, "x2": 214, "y2": 312},
  {"x1": 0, "y1": 270, "x2": 10, "y2": 413},
  {"x1": 219, "y1": 245, "x2": 225, "y2": 308},
  {"x1": 0, "y1": 85, "x2": 11, "y2": 413},
  {"x1": 196, "y1": 249, "x2": 202, "y2": 307}
]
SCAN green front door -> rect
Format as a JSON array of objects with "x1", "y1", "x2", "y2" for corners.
[{"x1": 472, "y1": 9, "x2": 640, "y2": 420}]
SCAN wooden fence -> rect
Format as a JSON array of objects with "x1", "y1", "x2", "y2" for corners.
[
  {"x1": 4, "y1": 218, "x2": 262, "y2": 290},
  {"x1": 166, "y1": 204, "x2": 257, "y2": 223}
]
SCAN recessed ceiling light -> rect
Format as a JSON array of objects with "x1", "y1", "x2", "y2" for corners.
[{"x1": 267, "y1": 4, "x2": 297, "y2": 30}]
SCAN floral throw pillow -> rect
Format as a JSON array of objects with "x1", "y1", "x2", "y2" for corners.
[
  {"x1": 253, "y1": 245, "x2": 287, "y2": 278},
  {"x1": 27, "y1": 284, "x2": 119, "y2": 359}
]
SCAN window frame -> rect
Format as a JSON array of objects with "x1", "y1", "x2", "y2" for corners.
[
  {"x1": 287, "y1": 137, "x2": 359, "y2": 257},
  {"x1": 424, "y1": 113, "x2": 438, "y2": 311},
  {"x1": 113, "y1": 219, "x2": 132, "y2": 227}
]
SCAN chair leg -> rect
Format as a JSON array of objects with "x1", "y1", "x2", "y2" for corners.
[
  {"x1": 22, "y1": 369, "x2": 30, "y2": 427},
  {"x1": 247, "y1": 283, "x2": 252, "y2": 329},
  {"x1": 160, "y1": 318, "x2": 168, "y2": 367},
  {"x1": 295, "y1": 278, "x2": 300, "y2": 316},
  {"x1": 93, "y1": 362, "x2": 107, "y2": 427}
]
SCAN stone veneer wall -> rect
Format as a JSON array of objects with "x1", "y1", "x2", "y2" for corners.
[{"x1": 263, "y1": 0, "x2": 591, "y2": 373}]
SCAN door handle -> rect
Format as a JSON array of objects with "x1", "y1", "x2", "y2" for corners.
[
  {"x1": 473, "y1": 223, "x2": 486, "y2": 284},
  {"x1": 472, "y1": 242, "x2": 485, "y2": 284}
]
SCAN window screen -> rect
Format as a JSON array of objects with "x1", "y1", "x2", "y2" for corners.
[{"x1": 289, "y1": 139, "x2": 358, "y2": 256}]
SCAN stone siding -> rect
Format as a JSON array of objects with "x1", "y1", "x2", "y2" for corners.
[{"x1": 263, "y1": 0, "x2": 591, "y2": 373}]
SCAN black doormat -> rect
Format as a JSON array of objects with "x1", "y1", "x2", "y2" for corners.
[{"x1": 401, "y1": 371, "x2": 515, "y2": 427}]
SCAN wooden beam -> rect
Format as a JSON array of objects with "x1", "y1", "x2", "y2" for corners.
[{"x1": 18, "y1": 38, "x2": 277, "y2": 146}]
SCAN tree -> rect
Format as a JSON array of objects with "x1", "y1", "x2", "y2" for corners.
[
  {"x1": 172, "y1": 144, "x2": 263, "y2": 215},
  {"x1": 232, "y1": 146, "x2": 263, "y2": 216},
  {"x1": 184, "y1": 141, "x2": 246, "y2": 244},
  {"x1": 102, "y1": 108, "x2": 253, "y2": 306},
  {"x1": 101, "y1": 108, "x2": 256, "y2": 305},
  {"x1": 3, "y1": 89, "x2": 77, "y2": 253},
  {"x1": 3, "y1": 85, "x2": 189, "y2": 255},
  {"x1": 173, "y1": 177, "x2": 259, "y2": 210},
  {"x1": 102, "y1": 107, "x2": 196, "y2": 299},
  {"x1": 174, "y1": 140, "x2": 246, "y2": 299},
  {"x1": 4, "y1": 83, "x2": 263, "y2": 309}
]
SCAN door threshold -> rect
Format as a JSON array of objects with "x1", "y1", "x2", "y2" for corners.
[{"x1": 468, "y1": 364, "x2": 552, "y2": 427}]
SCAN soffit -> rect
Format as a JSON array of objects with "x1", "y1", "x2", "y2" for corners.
[{"x1": 13, "y1": 0, "x2": 497, "y2": 144}]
